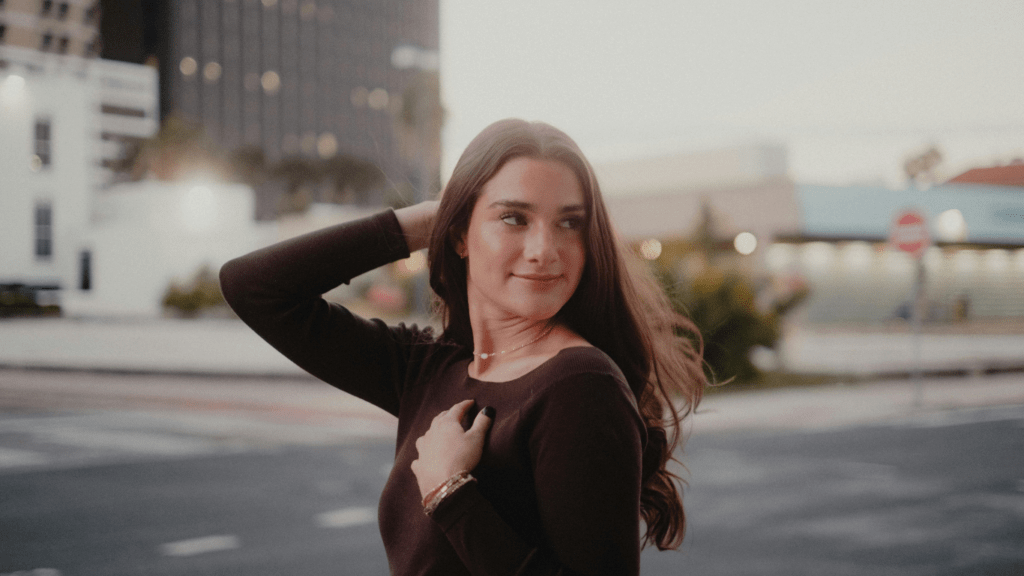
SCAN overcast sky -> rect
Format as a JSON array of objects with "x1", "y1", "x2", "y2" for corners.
[{"x1": 439, "y1": 0, "x2": 1024, "y2": 188}]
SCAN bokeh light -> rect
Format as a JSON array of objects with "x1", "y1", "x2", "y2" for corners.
[
  {"x1": 935, "y1": 209, "x2": 968, "y2": 242},
  {"x1": 261, "y1": 71, "x2": 281, "y2": 94},
  {"x1": 734, "y1": 232, "x2": 757, "y2": 255},
  {"x1": 179, "y1": 57, "x2": 198, "y2": 76},
  {"x1": 639, "y1": 239, "x2": 662, "y2": 260}
]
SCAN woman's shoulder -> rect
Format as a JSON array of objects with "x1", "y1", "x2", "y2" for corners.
[
  {"x1": 527, "y1": 346, "x2": 637, "y2": 411},
  {"x1": 523, "y1": 346, "x2": 645, "y2": 447},
  {"x1": 540, "y1": 345, "x2": 626, "y2": 381}
]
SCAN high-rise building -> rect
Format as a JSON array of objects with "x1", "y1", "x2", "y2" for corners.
[
  {"x1": 102, "y1": 0, "x2": 442, "y2": 208},
  {"x1": 0, "y1": 0, "x2": 101, "y2": 57}
]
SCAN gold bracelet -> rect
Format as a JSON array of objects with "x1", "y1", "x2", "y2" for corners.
[
  {"x1": 422, "y1": 470, "x2": 468, "y2": 506},
  {"x1": 422, "y1": 471, "x2": 475, "y2": 516}
]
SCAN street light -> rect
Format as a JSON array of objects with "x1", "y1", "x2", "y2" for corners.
[{"x1": 734, "y1": 232, "x2": 757, "y2": 255}]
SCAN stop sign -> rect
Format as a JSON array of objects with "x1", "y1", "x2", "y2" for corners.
[{"x1": 890, "y1": 210, "x2": 930, "y2": 258}]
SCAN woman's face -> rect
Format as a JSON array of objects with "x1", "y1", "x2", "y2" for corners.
[{"x1": 459, "y1": 157, "x2": 586, "y2": 324}]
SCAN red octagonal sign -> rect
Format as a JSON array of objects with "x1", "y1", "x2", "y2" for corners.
[{"x1": 890, "y1": 210, "x2": 930, "y2": 258}]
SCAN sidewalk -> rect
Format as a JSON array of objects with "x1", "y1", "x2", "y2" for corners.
[
  {"x1": 0, "y1": 317, "x2": 308, "y2": 377},
  {"x1": 1, "y1": 317, "x2": 1022, "y2": 434},
  {"x1": 777, "y1": 324, "x2": 1024, "y2": 376},
  {"x1": 1, "y1": 317, "x2": 1023, "y2": 378}
]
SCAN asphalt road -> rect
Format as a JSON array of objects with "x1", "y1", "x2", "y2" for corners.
[{"x1": 1, "y1": 371, "x2": 1023, "y2": 576}]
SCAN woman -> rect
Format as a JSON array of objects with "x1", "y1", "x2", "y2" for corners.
[{"x1": 220, "y1": 119, "x2": 705, "y2": 575}]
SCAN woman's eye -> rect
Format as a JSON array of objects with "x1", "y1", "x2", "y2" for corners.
[
  {"x1": 560, "y1": 217, "x2": 583, "y2": 230},
  {"x1": 500, "y1": 213, "x2": 526, "y2": 226}
]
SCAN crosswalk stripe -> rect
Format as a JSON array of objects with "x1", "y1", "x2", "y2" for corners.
[
  {"x1": 159, "y1": 535, "x2": 241, "y2": 557},
  {"x1": 0, "y1": 448, "x2": 50, "y2": 469},
  {"x1": 315, "y1": 507, "x2": 376, "y2": 528}
]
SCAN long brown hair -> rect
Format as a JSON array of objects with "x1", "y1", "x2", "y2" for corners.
[{"x1": 428, "y1": 118, "x2": 706, "y2": 550}]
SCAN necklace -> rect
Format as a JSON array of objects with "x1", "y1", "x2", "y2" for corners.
[{"x1": 473, "y1": 324, "x2": 556, "y2": 360}]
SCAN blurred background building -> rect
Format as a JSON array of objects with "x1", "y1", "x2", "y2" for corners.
[
  {"x1": 99, "y1": 0, "x2": 441, "y2": 212},
  {"x1": 2, "y1": 0, "x2": 440, "y2": 317},
  {"x1": 597, "y1": 148, "x2": 1024, "y2": 329},
  {"x1": 2, "y1": 1, "x2": 1022, "y2": 325},
  {"x1": 0, "y1": 0, "x2": 101, "y2": 57},
  {"x1": 0, "y1": 0, "x2": 157, "y2": 314}
]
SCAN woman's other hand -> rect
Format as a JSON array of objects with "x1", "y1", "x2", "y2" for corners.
[
  {"x1": 394, "y1": 200, "x2": 439, "y2": 253},
  {"x1": 411, "y1": 399, "x2": 494, "y2": 498}
]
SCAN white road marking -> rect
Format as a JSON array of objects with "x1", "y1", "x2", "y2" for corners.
[
  {"x1": 315, "y1": 506, "x2": 377, "y2": 529},
  {"x1": 0, "y1": 448, "x2": 50, "y2": 469},
  {"x1": 0, "y1": 570, "x2": 62, "y2": 576},
  {"x1": 159, "y1": 535, "x2": 240, "y2": 557}
]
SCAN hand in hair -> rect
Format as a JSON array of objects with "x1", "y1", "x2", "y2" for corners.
[
  {"x1": 411, "y1": 399, "x2": 494, "y2": 498},
  {"x1": 394, "y1": 200, "x2": 439, "y2": 252}
]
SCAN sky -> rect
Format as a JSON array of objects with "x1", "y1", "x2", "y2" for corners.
[{"x1": 438, "y1": 0, "x2": 1024, "y2": 188}]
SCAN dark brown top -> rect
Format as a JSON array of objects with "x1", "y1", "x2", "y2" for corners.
[{"x1": 219, "y1": 210, "x2": 645, "y2": 575}]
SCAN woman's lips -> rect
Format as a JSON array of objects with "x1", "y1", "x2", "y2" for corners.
[{"x1": 515, "y1": 273, "x2": 561, "y2": 282}]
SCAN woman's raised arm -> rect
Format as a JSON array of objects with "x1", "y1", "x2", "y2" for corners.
[{"x1": 218, "y1": 210, "x2": 420, "y2": 415}]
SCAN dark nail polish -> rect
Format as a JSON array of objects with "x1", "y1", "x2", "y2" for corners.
[{"x1": 481, "y1": 406, "x2": 496, "y2": 419}]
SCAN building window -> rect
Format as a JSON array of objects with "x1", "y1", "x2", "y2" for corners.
[
  {"x1": 40, "y1": 32, "x2": 53, "y2": 51},
  {"x1": 41, "y1": 0, "x2": 53, "y2": 17},
  {"x1": 35, "y1": 203, "x2": 53, "y2": 260},
  {"x1": 79, "y1": 250, "x2": 92, "y2": 290},
  {"x1": 34, "y1": 119, "x2": 52, "y2": 167},
  {"x1": 84, "y1": 3, "x2": 98, "y2": 23},
  {"x1": 0, "y1": 25, "x2": 6, "y2": 44},
  {"x1": 100, "y1": 104, "x2": 146, "y2": 118},
  {"x1": 58, "y1": 36, "x2": 69, "y2": 53},
  {"x1": 57, "y1": 2, "x2": 68, "y2": 20}
]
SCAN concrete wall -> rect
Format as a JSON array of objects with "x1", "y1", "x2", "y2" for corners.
[{"x1": 63, "y1": 180, "x2": 269, "y2": 317}]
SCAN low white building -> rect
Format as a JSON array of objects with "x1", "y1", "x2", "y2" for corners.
[
  {"x1": 0, "y1": 46, "x2": 157, "y2": 308},
  {"x1": 61, "y1": 179, "x2": 270, "y2": 316},
  {"x1": 595, "y1": 145, "x2": 1024, "y2": 324},
  {"x1": 597, "y1": 143, "x2": 801, "y2": 275},
  {"x1": 60, "y1": 183, "x2": 389, "y2": 317}
]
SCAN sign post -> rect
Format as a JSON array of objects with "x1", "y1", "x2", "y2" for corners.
[{"x1": 890, "y1": 210, "x2": 931, "y2": 407}]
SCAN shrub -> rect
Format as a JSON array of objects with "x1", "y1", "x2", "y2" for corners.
[
  {"x1": 661, "y1": 265, "x2": 807, "y2": 384},
  {"x1": 652, "y1": 203, "x2": 808, "y2": 384},
  {"x1": 162, "y1": 265, "x2": 227, "y2": 317},
  {"x1": 0, "y1": 285, "x2": 61, "y2": 318}
]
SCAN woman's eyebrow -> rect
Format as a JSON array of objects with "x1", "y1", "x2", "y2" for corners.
[{"x1": 488, "y1": 200, "x2": 585, "y2": 213}]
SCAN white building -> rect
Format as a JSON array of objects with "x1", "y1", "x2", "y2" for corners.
[
  {"x1": 62, "y1": 182, "x2": 390, "y2": 317},
  {"x1": 2, "y1": 44, "x2": 394, "y2": 317},
  {"x1": 595, "y1": 145, "x2": 1024, "y2": 324},
  {"x1": 597, "y1": 143, "x2": 801, "y2": 276},
  {"x1": 0, "y1": 45, "x2": 157, "y2": 308},
  {"x1": 62, "y1": 179, "x2": 269, "y2": 316}
]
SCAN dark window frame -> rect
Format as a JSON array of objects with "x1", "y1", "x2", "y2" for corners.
[
  {"x1": 34, "y1": 118, "x2": 52, "y2": 168},
  {"x1": 79, "y1": 250, "x2": 92, "y2": 290},
  {"x1": 34, "y1": 203, "x2": 53, "y2": 260}
]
